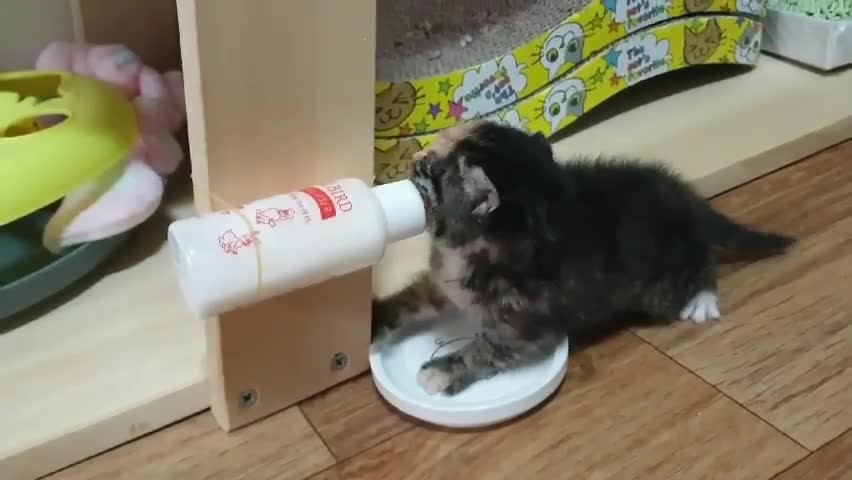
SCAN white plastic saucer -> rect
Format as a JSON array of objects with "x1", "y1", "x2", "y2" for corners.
[{"x1": 369, "y1": 314, "x2": 570, "y2": 428}]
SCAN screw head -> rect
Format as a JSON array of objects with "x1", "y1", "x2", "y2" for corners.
[
  {"x1": 331, "y1": 352, "x2": 349, "y2": 370},
  {"x1": 239, "y1": 389, "x2": 257, "y2": 408}
]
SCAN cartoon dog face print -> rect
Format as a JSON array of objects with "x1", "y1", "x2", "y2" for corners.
[
  {"x1": 684, "y1": 19, "x2": 722, "y2": 65},
  {"x1": 542, "y1": 78, "x2": 587, "y2": 135},
  {"x1": 734, "y1": 23, "x2": 762, "y2": 64},
  {"x1": 540, "y1": 23, "x2": 585, "y2": 81},
  {"x1": 219, "y1": 229, "x2": 244, "y2": 255},
  {"x1": 375, "y1": 82, "x2": 418, "y2": 131},
  {"x1": 255, "y1": 208, "x2": 295, "y2": 228}
]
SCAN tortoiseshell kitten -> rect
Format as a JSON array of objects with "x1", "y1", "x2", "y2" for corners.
[{"x1": 373, "y1": 121, "x2": 795, "y2": 396}]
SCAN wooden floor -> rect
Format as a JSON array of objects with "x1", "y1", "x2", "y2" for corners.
[{"x1": 47, "y1": 142, "x2": 852, "y2": 480}]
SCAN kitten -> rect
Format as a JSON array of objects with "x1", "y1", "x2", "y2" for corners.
[{"x1": 373, "y1": 121, "x2": 795, "y2": 396}]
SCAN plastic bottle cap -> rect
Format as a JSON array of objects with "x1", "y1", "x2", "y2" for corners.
[{"x1": 373, "y1": 180, "x2": 427, "y2": 243}]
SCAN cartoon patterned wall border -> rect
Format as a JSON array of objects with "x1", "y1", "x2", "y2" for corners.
[
  {"x1": 374, "y1": 16, "x2": 763, "y2": 184},
  {"x1": 374, "y1": 0, "x2": 767, "y2": 138}
]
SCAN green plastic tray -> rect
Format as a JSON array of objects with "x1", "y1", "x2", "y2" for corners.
[{"x1": 0, "y1": 207, "x2": 128, "y2": 320}]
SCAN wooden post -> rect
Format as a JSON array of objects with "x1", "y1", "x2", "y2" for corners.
[
  {"x1": 176, "y1": 0, "x2": 377, "y2": 430},
  {"x1": 71, "y1": 0, "x2": 182, "y2": 71}
]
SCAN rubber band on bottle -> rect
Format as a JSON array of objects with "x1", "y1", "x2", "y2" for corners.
[{"x1": 208, "y1": 192, "x2": 264, "y2": 296}]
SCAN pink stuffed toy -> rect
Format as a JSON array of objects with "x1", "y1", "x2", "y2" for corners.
[{"x1": 35, "y1": 41, "x2": 186, "y2": 248}]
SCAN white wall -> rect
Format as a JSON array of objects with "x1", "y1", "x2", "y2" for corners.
[{"x1": 0, "y1": 0, "x2": 75, "y2": 70}]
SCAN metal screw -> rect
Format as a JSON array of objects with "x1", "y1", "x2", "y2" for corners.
[
  {"x1": 239, "y1": 388, "x2": 257, "y2": 408},
  {"x1": 331, "y1": 352, "x2": 349, "y2": 370}
]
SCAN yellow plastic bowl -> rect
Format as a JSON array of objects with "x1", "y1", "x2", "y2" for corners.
[{"x1": 0, "y1": 71, "x2": 139, "y2": 226}]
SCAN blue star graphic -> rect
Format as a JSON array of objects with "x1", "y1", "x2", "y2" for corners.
[
  {"x1": 603, "y1": 0, "x2": 618, "y2": 12},
  {"x1": 429, "y1": 102, "x2": 442, "y2": 119},
  {"x1": 605, "y1": 49, "x2": 622, "y2": 68}
]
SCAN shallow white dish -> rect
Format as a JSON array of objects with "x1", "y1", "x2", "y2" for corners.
[{"x1": 369, "y1": 314, "x2": 570, "y2": 428}]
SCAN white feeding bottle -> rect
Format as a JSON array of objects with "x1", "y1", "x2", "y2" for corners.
[{"x1": 168, "y1": 178, "x2": 426, "y2": 319}]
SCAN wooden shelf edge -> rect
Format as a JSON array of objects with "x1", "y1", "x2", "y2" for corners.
[
  {"x1": 0, "y1": 188, "x2": 208, "y2": 480},
  {"x1": 5, "y1": 382, "x2": 209, "y2": 480}
]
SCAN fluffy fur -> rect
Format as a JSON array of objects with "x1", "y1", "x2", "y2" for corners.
[{"x1": 373, "y1": 121, "x2": 795, "y2": 396}]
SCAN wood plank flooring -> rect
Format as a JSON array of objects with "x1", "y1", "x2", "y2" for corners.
[{"x1": 44, "y1": 141, "x2": 852, "y2": 480}]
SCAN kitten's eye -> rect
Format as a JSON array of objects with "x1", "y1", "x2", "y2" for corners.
[
  {"x1": 546, "y1": 48, "x2": 559, "y2": 63},
  {"x1": 549, "y1": 103, "x2": 561, "y2": 116}
]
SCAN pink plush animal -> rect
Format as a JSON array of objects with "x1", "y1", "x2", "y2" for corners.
[
  {"x1": 35, "y1": 42, "x2": 187, "y2": 249},
  {"x1": 37, "y1": 42, "x2": 186, "y2": 176}
]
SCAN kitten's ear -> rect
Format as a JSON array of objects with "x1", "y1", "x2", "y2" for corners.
[{"x1": 458, "y1": 156, "x2": 500, "y2": 217}]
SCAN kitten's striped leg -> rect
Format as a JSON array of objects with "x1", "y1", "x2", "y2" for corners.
[
  {"x1": 417, "y1": 317, "x2": 563, "y2": 395},
  {"x1": 372, "y1": 273, "x2": 449, "y2": 342}
]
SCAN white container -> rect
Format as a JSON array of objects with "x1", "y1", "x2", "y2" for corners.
[
  {"x1": 762, "y1": 8, "x2": 852, "y2": 70},
  {"x1": 370, "y1": 313, "x2": 570, "y2": 428},
  {"x1": 168, "y1": 178, "x2": 426, "y2": 319}
]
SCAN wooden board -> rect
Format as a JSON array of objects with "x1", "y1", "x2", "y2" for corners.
[
  {"x1": 637, "y1": 143, "x2": 852, "y2": 451},
  {"x1": 774, "y1": 430, "x2": 852, "y2": 480},
  {"x1": 0, "y1": 0, "x2": 75, "y2": 70},
  {"x1": 312, "y1": 334, "x2": 806, "y2": 479},
  {"x1": 46, "y1": 407, "x2": 335, "y2": 480},
  {"x1": 176, "y1": 0, "x2": 377, "y2": 431},
  {"x1": 71, "y1": 0, "x2": 182, "y2": 71},
  {"x1": 0, "y1": 189, "x2": 206, "y2": 480}
]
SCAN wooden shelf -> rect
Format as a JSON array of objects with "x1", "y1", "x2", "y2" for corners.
[
  {"x1": 2, "y1": 55, "x2": 849, "y2": 480},
  {"x1": 0, "y1": 186, "x2": 207, "y2": 480}
]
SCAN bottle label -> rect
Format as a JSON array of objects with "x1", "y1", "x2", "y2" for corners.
[
  {"x1": 215, "y1": 182, "x2": 354, "y2": 257},
  {"x1": 301, "y1": 187, "x2": 337, "y2": 220}
]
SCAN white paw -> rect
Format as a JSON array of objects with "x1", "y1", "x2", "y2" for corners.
[
  {"x1": 417, "y1": 366, "x2": 452, "y2": 395},
  {"x1": 680, "y1": 290, "x2": 721, "y2": 324}
]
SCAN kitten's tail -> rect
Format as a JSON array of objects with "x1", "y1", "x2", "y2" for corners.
[{"x1": 703, "y1": 209, "x2": 795, "y2": 256}]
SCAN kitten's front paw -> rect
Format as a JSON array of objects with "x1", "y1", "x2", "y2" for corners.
[
  {"x1": 371, "y1": 298, "x2": 398, "y2": 343},
  {"x1": 680, "y1": 290, "x2": 721, "y2": 324},
  {"x1": 500, "y1": 290, "x2": 528, "y2": 311},
  {"x1": 417, "y1": 365, "x2": 454, "y2": 395}
]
